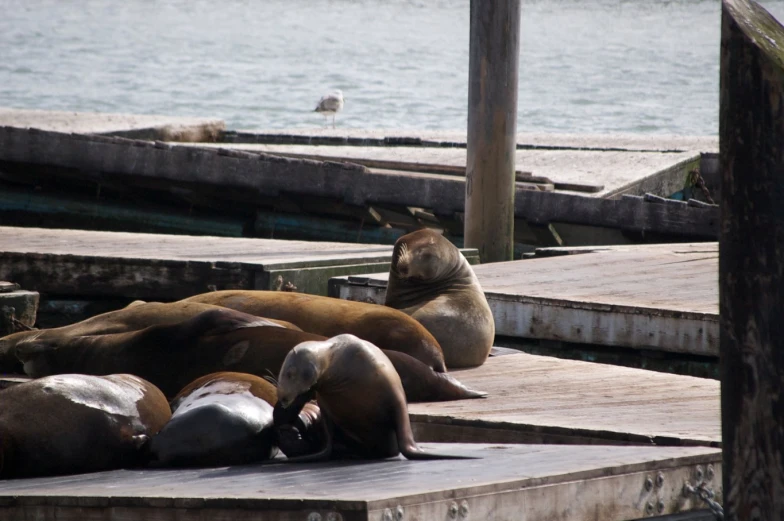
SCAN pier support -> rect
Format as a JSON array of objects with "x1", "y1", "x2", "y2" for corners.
[
  {"x1": 720, "y1": 0, "x2": 784, "y2": 519},
  {"x1": 465, "y1": 0, "x2": 521, "y2": 263}
]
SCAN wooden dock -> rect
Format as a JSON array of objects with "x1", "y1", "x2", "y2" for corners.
[
  {"x1": 0, "y1": 107, "x2": 225, "y2": 142},
  {"x1": 331, "y1": 242, "x2": 719, "y2": 370},
  {"x1": 0, "y1": 126, "x2": 719, "y2": 250},
  {"x1": 411, "y1": 351, "x2": 719, "y2": 447},
  {"x1": 0, "y1": 442, "x2": 721, "y2": 521},
  {"x1": 0, "y1": 226, "x2": 477, "y2": 301}
]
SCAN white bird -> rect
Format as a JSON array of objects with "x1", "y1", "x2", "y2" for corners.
[{"x1": 314, "y1": 90, "x2": 344, "y2": 128}]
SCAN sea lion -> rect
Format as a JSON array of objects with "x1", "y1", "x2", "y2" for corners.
[
  {"x1": 149, "y1": 372, "x2": 279, "y2": 467},
  {"x1": 0, "y1": 373, "x2": 170, "y2": 478},
  {"x1": 0, "y1": 301, "x2": 301, "y2": 374},
  {"x1": 181, "y1": 290, "x2": 446, "y2": 372},
  {"x1": 276, "y1": 334, "x2": 472, "y2": 460},
  {"x1": 386, "y1": 229, "x2": 495, "y2": 368},
  {"x1": 13, "y1": 305, "x2": 484, "y2": 402},
  {"x1": 15, "y1": 306, "x2": 326, "y2": 398}
]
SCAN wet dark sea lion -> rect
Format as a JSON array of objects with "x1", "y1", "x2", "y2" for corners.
[
  {"x1": 0, "y1": 373, "x2": 170, "y2": 479},
  {"x1": 0, "y1": 301, "x2": 300, "y2": 374},
  {"x1": 181, "y1": 290, "x2": 447, "y2": 372},
  {"x1": 276, "y1": 334, "x2": 473, "y2": 460},
  {"x1": 386, "y1": 229, "x2": 495, "y2": 368},
  {"x1": 150, "y1": 372, "x2": 279, "y2": 467}
]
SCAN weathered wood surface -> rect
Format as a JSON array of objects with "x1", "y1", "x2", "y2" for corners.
[
  {"x1": 409, "y1": 352, "x2": 720, "y2": 446},
  {"x1": 0, "y1": 107, "x2": 224, "y2": 142},
  {"x1": 465, "y1": 0, "x2": 520, "y2": 262},
  {"x1": 720, "y1": 1, "x2": 784, "y2": 519},
  {"x1": 0, "y1": 226, "x2": 409, "y2": 298},
  {"x1": 190, "y1": 143, "x2": 701, "y2": 199},
  {"x1": 225, "y1": 128, "x2": 719, "y2": 154},
  {"x1": 0, "y1": 443, "x2": 721, "y2": 521},
  {"x1": 332, "y1": 242, "x2": 719, "y2": 357},
  {"x1": 0, "y1": 127, "x2": 719, "y2": 239}
]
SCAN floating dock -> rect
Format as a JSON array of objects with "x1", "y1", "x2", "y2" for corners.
[
  {"x1": 411, "y1": 351, "x2": 719, "y2": 447},
  {"x1": 0, "y1": 107, "x2": 225, "y2": 142},
  {"x1": 0, "y1": 124, "x2": 719, "y2": 250},
  {"x1": 0, "y1": 226, "x2": 480, "y2": 302},
  {"x1": 0, "y1": 442, "x2": 721, "y2": 521},
  {"x1": 331, "y1": 242, "x2": 719, "y2": 376}
]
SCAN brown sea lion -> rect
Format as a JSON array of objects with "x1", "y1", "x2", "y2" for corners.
[
  {"x1": 0, "y1": 373, "x2": 170, "y2": 479},
  {"x1": 149, "y1": 372, "x2": 279, "y2": 467},
  {"x1": 0, "y1": 301, "x2": 301, "y2": 374},
  {"x1": 386, "y1": 229, "x2": 495, "y2": 368},
  {"x1": 13, "y1": 305, "x2": 484, "y2": 402},
  {"x1": 181, "y1": 290, "x2": 447, "y2": 372},
  {"x1": 15, "y1": 307, "x2": 325, "y2": 398},
  {"x1": 276, "y1": 334, "x2": 473, "y2": 460}
]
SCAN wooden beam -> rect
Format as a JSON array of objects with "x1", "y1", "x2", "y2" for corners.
[
  {"x1": 720, "y1": 1, "x2": 784, "y2": 519},
  {"x1": 465, "y1": 0, "x2": 521, "y2": 263}
]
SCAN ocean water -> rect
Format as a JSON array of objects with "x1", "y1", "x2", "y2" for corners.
[{"x1": 1, "y1": 0, "x2": 783, "y2": 135}]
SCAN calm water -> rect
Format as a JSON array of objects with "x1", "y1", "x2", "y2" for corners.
[{"x1": 2, "y1": 0, "x2": 784, "y2": 135}]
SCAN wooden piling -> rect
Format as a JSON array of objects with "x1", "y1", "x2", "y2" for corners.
[
  {"x1": 720, "y1": 0, "x2": 784, "y2": 518},
  {"x1": 465, "y1": 0, "x2": 521, "y2": 263}
]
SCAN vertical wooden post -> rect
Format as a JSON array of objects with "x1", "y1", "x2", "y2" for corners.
[
  {"x1": 465, "y1": 0, "x2": 521, "y2": 263},
  {"x1": 720, "y1": 1, "x2": 784, "y2": 519}
]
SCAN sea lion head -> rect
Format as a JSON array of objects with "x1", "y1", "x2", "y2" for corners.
[
  {"x1": 276, "y1": 339, "x2": 328, "y2": 410},
  {"x1": 391, "y1": 229, "x2": 461, "y2": 283}
]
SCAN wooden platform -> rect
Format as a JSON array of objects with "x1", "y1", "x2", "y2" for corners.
[
  {"x1": 410, "y1": 352, "x2": 720, "y2": 447},
  {"x1": 330, "y1": 242, "x2": 719, "y2": 358},
  {"x1": 0, "y1": 443, "x2": 721, "y2": 521},
  {"x1": 0, "y1": 107, "x2": 224, "y2": 142},
  {"x1": 0, "y1": 226, "x2": 476, "y2": 299},
  {"x1": 0, "y1": 126, "x2": 720, "y2": 246}
]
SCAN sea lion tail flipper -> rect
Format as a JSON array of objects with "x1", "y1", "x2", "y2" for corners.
[{"x1": 438, "y1": 373, "x2": 487, "y2": 400}]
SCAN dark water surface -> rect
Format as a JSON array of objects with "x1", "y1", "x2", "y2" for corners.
[{"x1": 2, "y1": 0, "x2": 783, "y2": 134}]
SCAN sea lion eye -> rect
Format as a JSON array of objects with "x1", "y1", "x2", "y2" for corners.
[{"x1": 301, "y1": 365, "x2": 315, "y2": 382}]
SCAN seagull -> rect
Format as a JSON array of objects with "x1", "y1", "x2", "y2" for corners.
[{"x1": 314, "y1": 90, "x2": 344, "y2": 128}]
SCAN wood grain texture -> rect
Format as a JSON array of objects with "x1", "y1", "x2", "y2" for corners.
[
  {"x1": 719, "y1": 1, "x2": 784, "y2": 520},
  {"x1": 332, "y1": 242, "x2": 719, "y2": 356},
  {"x1": 0, "y1": 443, "x2": 720, "y2": 521},
  {"x1": 410, "y1": 353, "x2": 720, "y2": 446}
]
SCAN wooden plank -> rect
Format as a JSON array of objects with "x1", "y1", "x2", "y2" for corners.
[
  {"x1": 409, "y1": 353, "x2": 720, "y2": 447},
  {"x1": 331, "y1": 242, "x2": 719, "y2": 356},
  {"x1": 0, "y1": 107, "x2": 224, "y2": 142},
  {"x1": 0, "y1": 443, "x2": 721, "y2": 521},
  {"x1": 193, "y1": 143, "x2": 699, "y2": 198},
  {"x1": 0, "y1": 127, "x2": 719, "y2": 239},
  {"x1": 223, "y1": 129, "x2": 719, "y2": 154}
]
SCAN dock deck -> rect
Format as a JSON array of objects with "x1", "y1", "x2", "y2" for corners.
[
  {"x1": 331, "y1": 242, "x2": 719, "y2": 361},
  {"x1": 0, "y1": 107, "x2": 224, "y2": 142},
  {"x1": 0, "y1": 443, "x2": 721, "y2": 521},
  {"x1": 410, "y1": 351, "x2": 719, "y2": 447},
  {"x1": 0, "y1": 226, "x2": 474, "y2": 299}
]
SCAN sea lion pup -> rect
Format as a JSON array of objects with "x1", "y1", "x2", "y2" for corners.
[
  {"x1": 181, "y1": 290, "x2": 446, "y2": 372},
  {"x1": 149, "y1": 372, "x2": 280, "y2": 467},
  {"x1": 0, "y1": 301, "x2": 301, "y2": 374},
  {"x1": 386, "y1": 229, "x2": 495, "y2": 368},
  {"x1": 15, "y1": 307, "x2": 326, "y2": 398},
  {"x1": 0, "y1": 373, "x2": 170, "y2": 479},
  {"x1": 276, "y1": 334, "x2": 474, "y2": 460}
]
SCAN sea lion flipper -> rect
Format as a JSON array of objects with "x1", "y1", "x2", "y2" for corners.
[{"x1": 283, "y1": 414, "x2": 334, "y2": 463}]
